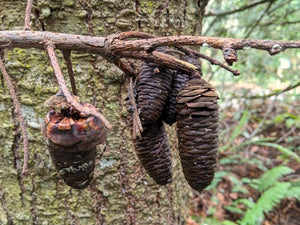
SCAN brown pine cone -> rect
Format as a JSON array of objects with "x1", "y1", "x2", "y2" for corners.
[
  {"x1": 126, "y1": 84, "x2": 172, "y2": 185},
  {"x1": 134, "y1": 120, "x2": 172, "y2": 185},
  {"x1": 162, "y1": 56, "x2": 201, "y2": 125},
  {"x1": 176, "y1": 78, "x2": 219, "y2": 192},
  {"x1": 136, "y1": 61, "x2": 173, "y2": 125},
  {"x1": 42, "y1": 99, "x2": 107, "y2": 189}
]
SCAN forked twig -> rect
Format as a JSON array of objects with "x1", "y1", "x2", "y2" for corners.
[
  {"x1": 0, "y1": 52, "x2": 29, "y2": 175},
  {"x1": 46, "y1": 43, "x2": 112, "y2": 129}
]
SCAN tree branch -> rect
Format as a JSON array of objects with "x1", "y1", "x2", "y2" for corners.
[{"x1": 0, "y1": 30, "x2": 299, "y2": 77}]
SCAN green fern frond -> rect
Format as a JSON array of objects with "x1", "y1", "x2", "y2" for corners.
[
  {"x1": 287, "y1": 186, "x2": 300, "y2": 200},
  {"x1": 240, "y1": 182, "x2": 291, "y2": 225},
  {"x1": 232, "y1": 199, "x2": 255, "y2": 209},
  {"x1": 251, "y1": 165, "x2": 294, "y2": 192}
]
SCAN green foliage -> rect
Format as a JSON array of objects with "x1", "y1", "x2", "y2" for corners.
[
  {"x1": 200, "y1": 1, "x2": 299, "y2": 225},
  {"x1": 273, "y1": 113, "x2": 300, "y2": 129},
  {"x1": 239, "y1": 182, "x2": 291, "y2": 225},
  {"x1": 222, "y1": 165, "x2": 296, "y2": 225},
  {"x1": 286, "y1": 186, "x2": 300, "y2": 200},
  {"x1": 250, "y1": 165, "x2": 294, "y2": 192},
  {"x1": 232, "y1": 199, "x2": 255, "y2": 209},
  {"x1": 206, "y1": 171, "x2": 230, "y2": 190}
]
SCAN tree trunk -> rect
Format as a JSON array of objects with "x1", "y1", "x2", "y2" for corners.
[{"x1": 0, "y1": 1, "x2": 200, "y2": 224}]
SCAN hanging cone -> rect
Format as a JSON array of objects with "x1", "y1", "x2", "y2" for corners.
[
  {"x1": 42, "y1": 99, "x2": 107, "y2": 189},
  {"x1": 162, "y1": 56, "x2": 202, "y2": 125},
  {"x1": 176, "y1": 78, "x2": 219, "y2": 192},
  {"x1": 126, "y1": 83, "x2": 172, "y2": 185},
  {"x1": 136, "y1": 60, "x2": 173, "y2": 125},
  {"x1": 134, "y1": 120, "x2": 172, "y2": 185}
]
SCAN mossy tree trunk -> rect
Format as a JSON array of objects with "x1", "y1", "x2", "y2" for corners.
[{"x1": 0, "y1": 1, "x2": 201, "y2": 224}]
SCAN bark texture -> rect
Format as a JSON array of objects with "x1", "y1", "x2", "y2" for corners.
[{"x1": 0, "y1": 0, "x2": 200, "y2": 224}]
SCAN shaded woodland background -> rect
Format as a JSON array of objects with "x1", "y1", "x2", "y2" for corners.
[{"x1": 0, "y1": 0, "x2": 299, "y2": 225}]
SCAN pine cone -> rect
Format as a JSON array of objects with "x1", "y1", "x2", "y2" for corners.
[
  {"x1": 136, "y1": 61, "x2": 173, "y2": 124},
  {"x1": 176, "y1": 78, "x2": 219, "y2": 192},
  {"x1": 42, "y1": 101, "x2": 107, "y2": 189},
  {"x1": 134, "y1": 120, "x2": 172, "y2": 185},
  {"x1": 126, "y1": 84, "x2": 172, "y2": 185},
  {"x1": 162, "y1": 56, "x2": 201, "y2": 125}
]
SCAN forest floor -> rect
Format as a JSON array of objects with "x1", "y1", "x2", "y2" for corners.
[{"x1": 187, "y1": 98, "x2": 300, "y2": 225}]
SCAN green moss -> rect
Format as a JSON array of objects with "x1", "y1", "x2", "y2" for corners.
[{"x1": 63, "y1": 0, "x2": 75, "y2": 6}]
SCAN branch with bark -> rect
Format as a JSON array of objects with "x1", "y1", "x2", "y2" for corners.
[
  {"x1": 0, "y1": 26, "x2": 299, "y2": 175},
  {"x1": 0, "y1": 30, "x2": 299, "y2": 74}
]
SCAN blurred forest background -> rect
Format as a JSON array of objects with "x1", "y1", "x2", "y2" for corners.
[
  {"x1": 188, "y1": 0, "x2": 300, "y2": 224},
  {"x1": 0, "y1": 0, "x2": 299, "y2": 224}
]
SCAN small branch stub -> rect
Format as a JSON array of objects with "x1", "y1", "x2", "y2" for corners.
[{"x1": 222, "y1": 48, "x2": 238, "y2": 66}]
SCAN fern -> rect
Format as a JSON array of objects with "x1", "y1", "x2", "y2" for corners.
[
  {"x1": 206, "y1": 171, "x2": 230, "y2": 190},
  {"x1": 286, "y1": 186, "x2": 300, "y2": 200},
  {"x1": 232, "y1": 199, "x2": 255, "y2": 209},
  {"x1": 250, "y1": 165, "x2": 294, "y2": 192},
  {"x1": 239, "y1": 182, "x2": 291, "y2": 225}
]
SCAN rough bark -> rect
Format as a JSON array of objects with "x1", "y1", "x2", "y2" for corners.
[{"x1": 0, "y1": 0, "x2": 200, "y2": 224}]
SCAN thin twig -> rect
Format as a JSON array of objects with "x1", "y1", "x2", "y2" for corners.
[
  {"x1": 205, "y1": 0, "x2": 273, "y2": 17},
  {"x1": 45, "y1": 43, "x2": 112, "y2": 129},
  {"x1": 176, "y1": 46, "x2": 240, "y2": 76},
  {"x1": 0, "y1": 52, "x2": 29, "y2": 175},
  {"x1": 24, "y1": 0, "x2": 34, "y2": 31},
  {"x1": 129, "y1": 77, "x2": 143, "y2": 140},
  {"x1": 250, "y1": 80, "x2": 300, "y2": 99},
  {"x1": 62, "y1": 50, "x2": 77, "y2": 95},
  {"x1": 276, "y1": 124, "x2": 299, "y2": 144},
  {"x1": 244, "y1": 0, "x2": 274, "y2": 38}
]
